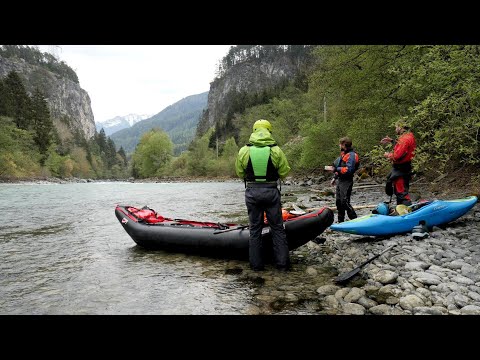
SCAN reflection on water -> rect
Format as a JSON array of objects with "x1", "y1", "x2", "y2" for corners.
[
  {"x1": 0, "y1": 181, "x2": 334, "y2": 315},
  {"x1": 0, "y1": 224, "x2": 72, "y2": 241}
]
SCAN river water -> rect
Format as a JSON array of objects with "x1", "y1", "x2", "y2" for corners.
[{"x1": 0, "y1": 181, "x2": 332, "y2": 315}]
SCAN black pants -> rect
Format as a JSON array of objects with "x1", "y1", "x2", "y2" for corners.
[
  {"x1": 335, "y1": 178, "x2": 357, "y2": 222},
  {"x1": 387, "y1": 165, "x2": 412, "y2": 206},
  {"x1": 245, "y1": 187, "x2": 289, "y2": 270}
]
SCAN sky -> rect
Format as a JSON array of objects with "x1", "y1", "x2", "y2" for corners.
[{"x1": 37, "y1": 45, "x2": 233, "y2": 123}]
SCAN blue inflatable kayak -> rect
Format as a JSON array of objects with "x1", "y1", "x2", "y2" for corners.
[{"x1": 330, "y1": 196, "x2": 478, "y2": 236}]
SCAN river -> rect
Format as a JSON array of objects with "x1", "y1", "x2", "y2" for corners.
[{"x1": 0, "y1": 181, "x2": 333, "y2": 315}]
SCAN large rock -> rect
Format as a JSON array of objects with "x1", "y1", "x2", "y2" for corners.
[{"x1": 0, "y1": 56, "x2": 96, "y2": 140}]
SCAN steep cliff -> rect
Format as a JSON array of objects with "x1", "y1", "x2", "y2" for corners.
[
  {"x1": 0, "y1": 56, "x2": 96, "y2": 139},
  {"x1": 196, "y1": 46, "x2": 312, "y2": 138}
]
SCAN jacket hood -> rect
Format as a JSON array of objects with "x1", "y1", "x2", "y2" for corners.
[{"x1": 249, "y1": 129, "x2": 276, "y2": 147}]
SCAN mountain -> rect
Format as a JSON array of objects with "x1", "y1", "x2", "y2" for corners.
[
  {"x1": 0, "y1": 51, "x2": 96, "y2": 140},
  {"x1": 196, "y1": 45, "x2": 313, "y2": 142},
  {"x1": 110, "y1": 92, "x2": 208, "y2": 155},
  {"x1": 96, "y1": 113, "x2": 153, "y2": 136}
]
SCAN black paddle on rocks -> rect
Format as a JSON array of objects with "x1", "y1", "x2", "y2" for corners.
[{"x1": 334, "y1": 244, "x2": 397, "y2": 284}]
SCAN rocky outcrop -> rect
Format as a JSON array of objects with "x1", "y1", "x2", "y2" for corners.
[
  {"x1": 0, "y1": 56, "x2": 96, "y2": 139},
  {"x1": 197, "y1": 50, "x2": 311, "y2": 137}
]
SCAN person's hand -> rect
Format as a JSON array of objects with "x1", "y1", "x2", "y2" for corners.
[
  {"x1": 330, "y1": 178, "x2": 336, "y2": 186},
  {"x1": 380, "y1": 136, "x2": 392, "y2": 144},
  {"x1": 384, "y1": 152, "x2": 391, "y2": 159}
]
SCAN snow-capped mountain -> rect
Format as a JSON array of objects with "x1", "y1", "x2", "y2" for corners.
[{"x1": 95, "y1": 113, "x2": 153, "y2": 136}]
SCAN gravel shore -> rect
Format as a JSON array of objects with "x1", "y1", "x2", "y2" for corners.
[{"x1": 241, "y1": 178, "x2": 480, "y2": 315}]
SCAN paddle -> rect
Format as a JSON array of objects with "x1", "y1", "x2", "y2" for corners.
[
  {"x1": 334, "y1": 244, "x2": 397, "y2": 284},
  {"x1": 213, "y1": 225, "x2": 249, "y2": 235},
  {"x1": 290, "y1": 203, "x2": 307, "y2": 216},
  {"x1": 214, "y1": 204, "x2": 303, "y2": 235}
]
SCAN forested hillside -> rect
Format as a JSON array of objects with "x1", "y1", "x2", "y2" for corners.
[
  {"x1": 0, "y1": 45, "x2": 128, "y2": 180},
  {"x1": 111, "y1": 92, "x2": 208, "y2": 155},
  {"x1": 2, "y1": 45, "x2": 479, "y2": 187},
  {"x1": 137, "y1": 45, "x2": 479, "y2": 186}
]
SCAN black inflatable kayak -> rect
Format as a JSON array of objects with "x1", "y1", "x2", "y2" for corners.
[{"x1": 115, "y1": 205, "x2": 334, "y2": 259}]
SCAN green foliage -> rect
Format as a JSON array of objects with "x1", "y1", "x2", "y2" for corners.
[
  {"x1": 2, "y1": 71, "x2": 31, "y2": 129},
  {"x1": 44, "y1": 147, "x2": 70, "y2": 177},
  {"x1": 0, "y1": 67, "x2": 128, "y2": 180},
  {"x1": 216, "y1": 45, "x2": 313, "y2": 78},
  {"x1": 299, "y1": 120, "x2": 338, "y2": 170},
  {"x1": 0, "y1": 45, "x2": 79, "y2": 83},
  {"x1": 397, "y1": 45, "x2": 480, "y2": 172},
  {"x1": 367, "y1": 145, "x2": 393, "y2": 177},
  {"x1": 281, "y1": 135, "x2": 304, "y2": 173},
  {"x1": 31, "y1": 88, "x2": 54, "y2": 161},
  {"x1": 117, "y1": 146, "x2": 127, "y2": 166},
  {"x1": 0, "y1": 116, "x2": 41, "y2": 177},
  {"x1": 229, "y1": 83, "x2": 324, "y2": 172},
  {"x1": 186, "y1": 128, "x2": 216, "y2": 177},
  {"x1": 3, "y1": 44, "x2": 479, "y2": 182},
  {"x1": 111, "y1": 92, "x2": 208, "y2": 155},
  {"x1": 164, "y1": 152, "x2": 190, "y2": 177},
  {"x1": 216, "y1": 137, "x2": 239, "y2": 177},
  {"x1": 131, "y1": 129, "x2": 173, "y2": 178},
  {"x1": 70, "y1": 147, "x2": 94, "y2": 178},
  {"x1": 308, "y1": 46, "x2": 410, "y2": 153}
]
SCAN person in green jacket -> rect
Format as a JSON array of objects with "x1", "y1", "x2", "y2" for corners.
[{"x1": 235, "y1": 119, "x2": 291, "y2": 271}]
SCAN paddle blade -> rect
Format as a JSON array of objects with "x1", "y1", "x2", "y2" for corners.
[
  {"x1": 289, "y1": 210, "x2": 306, "y2": 216},
  {"x1": 291, "y1": 203, "x2": 306, "y2": 214},
  {"x1": 334, "y1": 267, "x2": 361, "y2": 284},
  {"x1": 333, "y1": 245, "x2": 396, "y2": 284}
]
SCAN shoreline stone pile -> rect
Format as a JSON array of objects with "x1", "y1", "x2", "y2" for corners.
[{"x1": 298, "y1": 182, "x2": 480, "y2": 315}]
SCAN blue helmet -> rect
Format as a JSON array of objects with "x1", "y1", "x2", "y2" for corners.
[{"x1": 376, "y1": 202, "x2": 389, "y2": 215}]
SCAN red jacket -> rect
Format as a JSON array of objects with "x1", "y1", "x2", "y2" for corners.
[{"x1": 387, "y1": 131, "x2": 416, "y2": 164}]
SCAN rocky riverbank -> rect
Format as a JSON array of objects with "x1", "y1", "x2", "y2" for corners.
[{"x1": 238, "y1": 177, "x2": 480, "y2": 315}]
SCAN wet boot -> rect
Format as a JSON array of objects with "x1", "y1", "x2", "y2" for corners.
[{"x1": 347, "y1": 211, "x2": 357, "y2": 220}]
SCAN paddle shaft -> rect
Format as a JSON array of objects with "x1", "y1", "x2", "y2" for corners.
[
  {"x1": 306, "y1": 200, "x2": 429, "y2": 213},
  {"x1": 335, "y1": 244, "x2": 397, "y2": 283},
  {"x1": 213, "y1": 225, "x2": 249, "y2": 234}
]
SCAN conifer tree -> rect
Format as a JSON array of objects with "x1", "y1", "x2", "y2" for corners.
[
  {"x1": 3, "y1": 71, "x2": 31, "y2": 129},
  {"x1": 0, "y1": 79, "x2": 7, "y2": 116},
  {"x1": 31, "y1": 88, "x2": 54, "y2": 161},
  {"x1": 106, "y1": 137, "x2": 117, "y2": 168},
  {"x1": 118, "y1": 146, "x2": 128, "y2": 166},
  {"x1": 96, "y1": 128, "x2": 107, "y2": 154}
]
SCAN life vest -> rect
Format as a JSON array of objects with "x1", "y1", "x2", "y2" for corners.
[
  {"x1": 335, "y1": 149, "x2": 359, "y2": 178},
  {"x1": 244, "y1": 144, "x2": 279, "y2": 182}
]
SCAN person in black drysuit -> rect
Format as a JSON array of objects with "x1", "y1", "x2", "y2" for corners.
[
  {"x1": 235, "y1": 119, "x2": 291, "y2": 271},
  {"x1": 327, "y1": 136, "x2": 359, "y2": 223}
]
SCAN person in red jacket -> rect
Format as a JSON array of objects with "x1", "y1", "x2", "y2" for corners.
[{"x1": 380, "y1": 118, "x2": 416, "y2": 206}]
